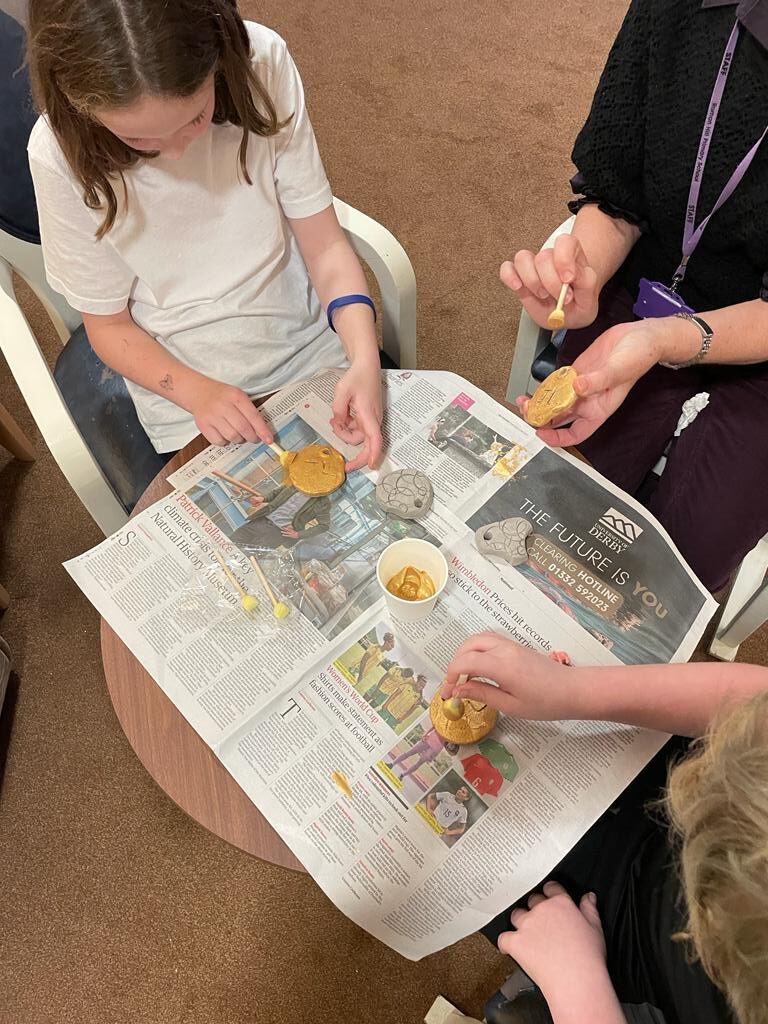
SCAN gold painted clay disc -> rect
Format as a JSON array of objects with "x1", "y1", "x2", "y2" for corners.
[
  {"x1": 284, "y1": 444, "x2": 346, "y2": 496},
  {"x1": 525, "y1": 366, "x2": 578, "y2": 428},
  {"x1": 429, "y1": 691, "x2": 498, "y2": 745}
]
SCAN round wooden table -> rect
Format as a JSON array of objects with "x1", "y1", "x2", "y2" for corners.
[{"x1": 100, "y1": 436, "x2": 305, "y2": 872}]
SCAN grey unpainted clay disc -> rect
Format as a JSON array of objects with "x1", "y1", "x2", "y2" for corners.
[
  {"x1": 376, "y1": 468, "x2": 434, "y2": 520},
  {"x1": 475, "y1": 517, "x2": 533, "y2": 565}
]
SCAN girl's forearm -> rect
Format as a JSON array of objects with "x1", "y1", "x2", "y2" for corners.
[
  {"x1": 572, "y1": 661, "x2": 768, "y2": 736},
  {"x1": 571, "y1": 204, "x2": 640, "y2": 290},
  {"x1": 289, "y1": 207, "x2": 379, "y2": 364},
  {"x1": 82, "y1": 310, "x2": 214, "y2": 412},
  {"x1": 304, "y1": 236, "x2": 379, "y2": 364}
]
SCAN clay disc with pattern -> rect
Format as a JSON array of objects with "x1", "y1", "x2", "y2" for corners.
[
  {"x1": 285, "y1": 444, "x2": 346, "y2": 496},
  {"x1": 376, "y1": 468, "x2": 434, "y2": 520},
  {"x1": 475, "y1": 516, "x2": 533, "y2": 565},
  {"x1": 525, "y1": 366, "x2": 578, "y2": 428},
  {"x1": 429, "y1": 692, "x2": 498, "y2": 745}
]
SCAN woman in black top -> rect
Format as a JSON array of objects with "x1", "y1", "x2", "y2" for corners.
[
  {"x1": 505, "y1": 0, "x2": 768, "y2": 591},
  {"x1": 443, "y1": 637, "x2": 768, "y2": 1024}
]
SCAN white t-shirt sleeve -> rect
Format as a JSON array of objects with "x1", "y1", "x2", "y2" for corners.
[
  {"x1": 267, "y1": 37, "x2": 333, "y2": 219},
  {"x1": 28, "y1": 144, "x2": 135, "y2": 316}
]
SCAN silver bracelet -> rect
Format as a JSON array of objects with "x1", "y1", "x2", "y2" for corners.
[{"x1": 659, "y1": 312, "x2": 713, "y2": 369}]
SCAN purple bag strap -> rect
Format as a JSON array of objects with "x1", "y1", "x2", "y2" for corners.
[{"x1": 675, "y1": 20, "x2": 768, "y2": 283}]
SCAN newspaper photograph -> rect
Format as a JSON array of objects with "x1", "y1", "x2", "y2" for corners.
[{"x1": 65, "y1": 368, "x2": 718, "y2": 959}]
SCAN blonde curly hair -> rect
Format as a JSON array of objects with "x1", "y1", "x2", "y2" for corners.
[{"x1": 666, "y1": 690, "x2": 768, "y2": 1024}]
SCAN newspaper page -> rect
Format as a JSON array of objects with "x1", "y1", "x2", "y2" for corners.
[{"x1": 66, "y1": 369, "x2": 717, "y2": 959}]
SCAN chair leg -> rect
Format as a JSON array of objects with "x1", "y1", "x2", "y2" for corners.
[
  {"x1": 0, "y1": 399, "x2": 35, "y2": 461},
  {"x1": 709, "y1": 536, "x2": 768, "y2": 661}
]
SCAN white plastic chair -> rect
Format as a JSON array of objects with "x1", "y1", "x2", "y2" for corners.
[
  {"x1": 0, "y1": 196, "x2": 417, "y2": 537},
  {"x1": 504, "y1": 216, "x2": 767, "y2": 661}
]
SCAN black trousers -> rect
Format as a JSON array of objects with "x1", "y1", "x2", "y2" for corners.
[{"x1": 481, "y1": 738, "x2": 689, "y2": 1003}]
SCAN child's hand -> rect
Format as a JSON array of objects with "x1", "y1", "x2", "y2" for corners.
[
  {"x1": 498, "y1": 882, "x2": 611, "y2": 1006},
  {"x1": 187, "y1": 380, "x2": 274, "y2": 446},
  {"x1": 331, "y1": 358, "x2": 383, "y2": 470},
  {"x1": 442, "y1": 633, "x2": 577, "y2": 720}
]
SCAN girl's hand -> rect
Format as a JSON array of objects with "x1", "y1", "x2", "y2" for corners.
[
  {"x1": 187, "y1": 380, "x2": 274, "y2": 447},
  {"x1": 331, "y1": 357, "x2": 384, "y2": 470},
  {"x1": 442, "y1": 634, "x2": 578, "y2": 720},
  {"x1": 497, "y1": 882, "x2": 616, "y2": 1013},
  {"x1": 501, "y1": 235, "x2": 600, "y2": 330},
  {"x1": 516, "y1": 318, "x2": 672, "y2": 447}
]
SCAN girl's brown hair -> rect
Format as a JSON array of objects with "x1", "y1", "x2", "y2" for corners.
[
  {"x1": 27, "y1": 0, "x2": 286, "y2": 237},
  {"x1": 666, "y1": 690, "x2": 768, "y2": 1024}
]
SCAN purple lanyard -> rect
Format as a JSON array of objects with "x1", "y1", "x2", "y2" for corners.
[{"x1": 674, "y1": 20, "x2": 768, "y2": 285}]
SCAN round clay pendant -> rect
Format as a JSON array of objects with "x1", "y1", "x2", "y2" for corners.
[
  {"x1": 525, "y1": 366, "x2": 578, "y2": 428},
  {"x1": 284, "y1": 444, "x2": 346, "y2": 496},
  {"x1": 429, "y1": 691, "x2": 498, "y2": 745},
  {"x1": 376, "y1": 468, "x2": 434, "y2": 520}
]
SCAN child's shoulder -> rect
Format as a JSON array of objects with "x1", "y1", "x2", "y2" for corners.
[
  {"x1": 243, "y1": 21, "x2": 291, "y2": 76},
  {"x1": 27, "y1": 116, "x2": 71, "y2": 178}
]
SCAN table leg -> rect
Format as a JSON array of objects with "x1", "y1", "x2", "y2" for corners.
[
  {"x1": 0, "y1": 581, "x2": 9, "y2": 611},
  {"x1": 0, "y1": 400, "x2": 35, "y2": 462}
]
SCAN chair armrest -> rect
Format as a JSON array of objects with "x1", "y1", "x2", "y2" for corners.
[
  {"x1": 0, "y1": 229, "x2": 82, "y2": 342},
  {"x1": 0, "y1": 258, "x2": 127, "y2": 534},
  {"x1": 542, "y1": 215, "x2": 576, "y2": 250},
  {"x1": 333, "y1": 197, "x2": 417, "y2": 369}
]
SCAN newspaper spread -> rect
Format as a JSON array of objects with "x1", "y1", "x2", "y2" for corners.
[{"x1": 65, "y1": 369, "x2": 717, "y2": 960}]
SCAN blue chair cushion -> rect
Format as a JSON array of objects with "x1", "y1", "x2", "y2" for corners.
[
  {"x1": 0, "y1": 9, "x2": 40, "y2": 244},
  {"x1": 53, "y1": 330, "x2": 400, "y2": 514},
  {"x1": 531, "y1": 327, "x2": 567, "y2": 382},
  {"x1": 53, "y1": 327, "x2": 172, "y2": 513}
]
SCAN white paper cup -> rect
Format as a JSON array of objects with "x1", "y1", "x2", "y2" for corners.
[{"x1": 376, "y1": 539, "x2": 448, "y2": 622}]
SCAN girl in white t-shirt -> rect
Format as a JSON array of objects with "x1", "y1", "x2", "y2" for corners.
[{"x1": 26, "y1": 0, "x2": 383, "y2": 468}]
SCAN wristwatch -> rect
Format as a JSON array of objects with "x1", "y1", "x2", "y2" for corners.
[{"x1": 659, "y1": 312, "x2": 714, "y2": 369}]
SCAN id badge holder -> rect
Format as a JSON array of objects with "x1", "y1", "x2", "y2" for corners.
[{"x1": 633, "y1": 278, "x2": 696, "y2": 319}]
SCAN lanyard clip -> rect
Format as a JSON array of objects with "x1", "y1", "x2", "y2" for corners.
[{"x1": 671, "y1": 256, "x2": 689, "y2": 292}]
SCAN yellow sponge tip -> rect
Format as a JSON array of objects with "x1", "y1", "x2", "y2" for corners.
[
  {"x1": 442, "y1": 698, "x2": 464, "y2": 721},
  {"x1": 273, "y1": 602, "x2": 291, "y2": 620},
  {"x1": 241, "y1": 595, "x2": 260, "y2": 613}
]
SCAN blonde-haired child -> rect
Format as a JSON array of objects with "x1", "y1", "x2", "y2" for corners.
[{"x1": 444, "y1": 635, "x2": 768, "y2": 1024}]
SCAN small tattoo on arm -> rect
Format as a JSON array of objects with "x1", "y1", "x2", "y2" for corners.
[{"x1": 159, "y1": 374, "x2": 174, "y2": 391}]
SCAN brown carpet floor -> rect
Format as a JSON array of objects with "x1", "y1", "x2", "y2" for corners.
[{"x1": 2, "y1": 2, "x2": 767, "y2": 1022}]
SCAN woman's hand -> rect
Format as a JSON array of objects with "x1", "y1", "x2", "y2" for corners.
[
  {"x1": 501, "y1": 235, "x2": 601, "y2": 330},
  {"x1": 498, "y1": 882, "x2": 623, "y2": 1023},
  {"x1": 331, "y1": 355, "x2": 384, "y2": 471},
  {"x1": 186, "y1": 379, "x2": 274, "y2": 446},
  {"x1": 517, "y1": 317, "x2": 678, "y2": 447},
  {"x1": 442, "y1": 634, "x2": 579, "y2": 720}
]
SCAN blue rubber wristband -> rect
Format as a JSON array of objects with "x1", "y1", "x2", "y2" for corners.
[{"x1": 326, "y1": 294, "x2": 377, "y2": 333}]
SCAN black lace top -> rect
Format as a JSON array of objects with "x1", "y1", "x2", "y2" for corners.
[{"x1": 569, "y1": 0, "x2": 768, "y2": 311}]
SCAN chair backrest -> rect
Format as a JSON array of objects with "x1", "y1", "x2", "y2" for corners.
[{"x1": 0, "y1": 228, "x2": 84, "y2": 340}]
